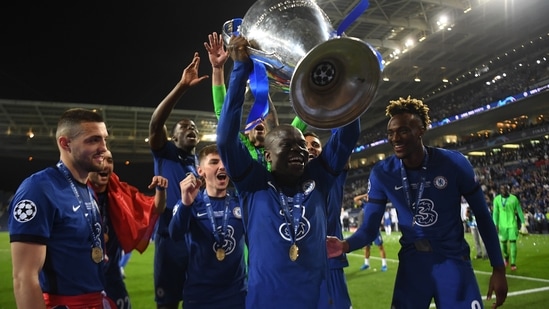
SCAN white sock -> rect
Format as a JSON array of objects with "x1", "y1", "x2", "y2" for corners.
[
  {"x1": 364, "y1": 258, "x2": 370, "y2": 265},
  {"x1": 382, "y1": 259, "x2": 387, "y2": 266}
]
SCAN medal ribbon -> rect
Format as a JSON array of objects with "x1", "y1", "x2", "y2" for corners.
[
  {"x1": 178, "y1": 153, "x2": 199, "y2": 177},
  {"x1": 221, "y1": 17, "x2": 270, "y2": 132},
  {"x1": 56, "y1": 161, "x2": 102, "y2": 250},
  {"x1": 278, "y1": 192, "x2": 304, "y2": 246},
  {"x1": 202, "y1": 191, "x2": 231, "y2": 247},
  {"x1": 400, "y1": 148, "x2": 429, "y2": 225},
  {"x1": 244, "y1": 57, "x2": 270, "y2": 131},
  {"x1": 255, "y1": 148, "x2": 265, "y2": 167}
]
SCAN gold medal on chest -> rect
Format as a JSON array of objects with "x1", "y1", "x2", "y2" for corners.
[
  {"x1": 289, "y1": 243, "x2": 299, "y2": 261},
  {"x1": 216, "y1": 248, "x2": 226, "y2": 261},
  {"x1": 91, "y1": 247, "x2": 103, "y2": 263}
]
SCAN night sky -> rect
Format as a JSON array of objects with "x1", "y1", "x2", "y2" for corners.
[{"x1": 0, "y1": 0, "x2": 256, "y2": 110}]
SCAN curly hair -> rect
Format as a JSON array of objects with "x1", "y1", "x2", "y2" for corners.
[{"x1": 385, "y1": 95, "x2": 431, "y2": 129}]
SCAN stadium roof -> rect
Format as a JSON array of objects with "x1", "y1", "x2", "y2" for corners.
[{"x1": 1, "y1": 0, "x2": 549, "y2": 164}]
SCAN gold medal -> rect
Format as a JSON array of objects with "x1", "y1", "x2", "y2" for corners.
[
  {"x1": 289, "y1": 243, "x2": 299, "y2": 261},
  {"x1": 216, "y1": 248, "x2": 226, "y2": 261},
  {"x1": 91, "y1": 246, "x2": 103, "y2": 263}
]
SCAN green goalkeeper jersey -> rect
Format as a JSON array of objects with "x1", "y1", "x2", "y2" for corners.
[{"x1": 492, "y1": 193, "x2": 524, "y2": 229}]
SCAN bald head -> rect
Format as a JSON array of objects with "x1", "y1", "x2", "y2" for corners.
[
  {"x1": 264, "y1": 125, "x2": 303, "y2": 151},
  {"x1": 263, "y1": 125, "x2": 308, "y2": 185}
]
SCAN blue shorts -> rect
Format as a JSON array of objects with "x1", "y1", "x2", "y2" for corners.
[
  {"x1": 317, "y1": 268, "x2": 351, "y2": 309},
  {"x1": 392, "y1": 249, "x2": 482, "y2": 308},
  {"x1": 369, "y1": 233, "x2": 383, "y2": 247},
  {"x1": 154, "y1": 234, "x2": 188, "y2": 305}
]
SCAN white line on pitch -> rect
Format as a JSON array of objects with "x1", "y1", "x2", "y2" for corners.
[
  {"x1": 429, "y1": 286, "x2": 549, "y2": 308},
  {"x1": 475, "y1": 270, "x2": 549, "y2": 283},
  {"x1": 348, "y1": 253, "x2": 549, "y2": 283}
]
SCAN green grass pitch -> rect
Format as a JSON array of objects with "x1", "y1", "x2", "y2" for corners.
[{"x1": 1, "y1": 231, "x2": 548, "y2": 308}]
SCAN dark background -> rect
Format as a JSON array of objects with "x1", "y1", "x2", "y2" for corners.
[
  {"x1": 2, "y1": 1, "x2": 548, "y2": 194},
  {"x1": 0, "y1": 1, "x2": 258, "y2": 192},
  {"x1": 0, "y1": 0, "x2": 255, "y2": 110}
]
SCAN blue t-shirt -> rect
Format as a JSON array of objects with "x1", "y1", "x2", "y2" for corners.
[
  {"x1": 9, "y1": 165, "x2": 105, "y2": 295},
  {"x1": 169, "y1": 191, "x2": 246, "y2": 304}
]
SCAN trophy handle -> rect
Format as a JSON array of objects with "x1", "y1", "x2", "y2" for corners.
[
  {"x1": 223, "y1": 18, "x2": 291, "y2": 86},
  {"x1": 222, "y1": 1, "x2": 382, "y2": 128},
  {"x1": 222, "y1": 18, "x2": 242, "y2": 46}
]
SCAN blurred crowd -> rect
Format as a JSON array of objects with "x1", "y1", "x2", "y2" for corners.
[
  {"x1": 341, "y1": 51, "x2": 549, "y2": 234},
  {"x1": 343, "y1": 137, "x2": 549, "y2": 233},
  {"x1": 356, "y1": 51, "x2": 549, "y2": 147}
]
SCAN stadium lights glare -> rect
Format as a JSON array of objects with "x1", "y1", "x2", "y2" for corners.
[
  {"x1": 502, "y1": 144, "x2": 520, "y2": 149},
  {"x1": 467, "y1": 151, "x2": 486, "y2": 156},
  {"x1": 201, "y1": 134, "x2": 217, "y2": 142}
]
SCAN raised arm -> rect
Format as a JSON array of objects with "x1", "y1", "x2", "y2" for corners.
[
  {"x1": 320, "y1": 119, "x2": 360, "y2": 174},
  {"x1": 148, "y1": 175, "x2": 168, "y2": 214},
  {"x1": 291, "y1": 116, "x2": 308, "y2": 132},
  {"x1": 207, "y1": 32, "x2": 282, "y2": 135},
  {"x1": 264, "y1": 95, "x2": 279, "y2": 131},
  {"x1": 205, "y1": 32, "x2": 229, "y2": 120},
  {"x1": 149, "y1": 52, "x2": 209, "y2": 150},
  {"x1": 216, "y1": 36, "x2": 255, "y2": 180},
  {"x1": 168, "y1": 174, "x2": 203, "y2": 241}
]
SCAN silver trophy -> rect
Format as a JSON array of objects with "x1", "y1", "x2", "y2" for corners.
[{"x1": 223, "y1": 0, "x2": 381, "y2": 129}]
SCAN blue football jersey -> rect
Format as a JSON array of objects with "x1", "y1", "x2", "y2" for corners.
[
  {"x1": 152, "y1": 142, "x2": 197, "y2": 235},
  {"x1": 348, "y1": 147, "x2": 502, "y2": 265},
  {"x1": 217, "y1": 60, "x2": 359, "y2": 309},
  {"x1": 9, "y1": 165, "x2": 105, "y2": 295},
  {"x1": 169, "y1": 192, "x2": 246, "y2": 304}
]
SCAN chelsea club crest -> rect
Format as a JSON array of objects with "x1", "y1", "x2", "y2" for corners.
[
  {"x1": 302, "y1": 180, "x2": 315, "y2": 196},
  {"x1": 433, "y1": 176, "x2": 448, "y2": 189}
]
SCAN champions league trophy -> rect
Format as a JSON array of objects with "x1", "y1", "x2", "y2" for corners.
[{"x1": 223, "y1": 0, "x2": 381, "y2": 129}]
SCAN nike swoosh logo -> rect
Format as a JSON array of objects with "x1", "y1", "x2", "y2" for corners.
[
  {"x1": 394, "y1": 186, "x2": 403, "y2": 190},
  {"x1": 73, "y1": 205, "x2": 81, "y2": 211},
  {"x1": 196, "y1": 212, "x2": 208, "y2": 217}
]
